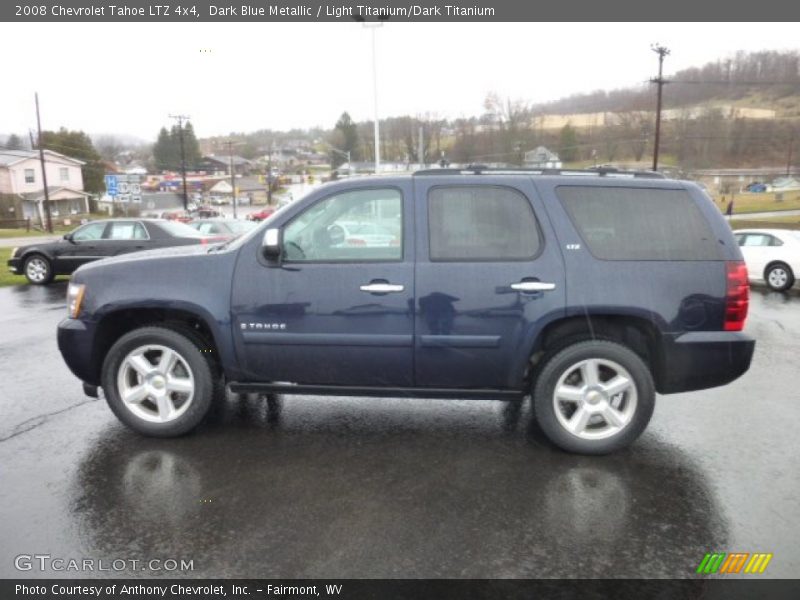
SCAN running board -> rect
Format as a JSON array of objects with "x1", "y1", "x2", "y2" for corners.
[{"x1": 228, "y1": 382, "x2": 524, "y2": 401}]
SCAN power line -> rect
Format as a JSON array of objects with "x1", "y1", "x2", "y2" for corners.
[
  {"x1": 666, "y1": 80, "x2": 800, "y2": 85},
  {"x1": 35, "y1": 92, "x2": 53, "y2": 234}
]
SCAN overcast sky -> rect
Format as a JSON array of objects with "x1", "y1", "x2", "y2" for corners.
[{"x1": 1, "y1": 22, "x2": 798, "y2": 141}]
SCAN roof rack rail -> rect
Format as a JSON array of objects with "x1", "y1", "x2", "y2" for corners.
[{"x1": 414, "y1": 165, "x2": 666, "y2": 179}]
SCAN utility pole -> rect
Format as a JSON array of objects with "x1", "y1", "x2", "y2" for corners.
[
  {"x1": 169, "y1": 114, "x2": 191, "y2": 211},
  {"x1": 418, "y1": 126, "x2": 424, "y2": 168},
  {"x1": 226, "y1": 140, "x2": 238, "y2": 219},
  {"x1": 35, "y1": 92, "x2": 52, "y2": 233},
  {"x1": 650, "y1": 44, "x2": 670, "y2": 172},
  {"x1": 788, "y1": 129, "x2": 795, "y2": 176},
  {"x1": 267, "y1": 143, "x2": 273, "y2": 206}
]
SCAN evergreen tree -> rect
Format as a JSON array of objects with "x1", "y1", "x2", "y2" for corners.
[
  {"x1": 153, "y1": 123, "x2": 201, "y2": 171},
  {"x1": 40, "y1": 128, "x2": 105, "y2": 193},
  {"x1": 153, "y1": 127, "x2": 173, "y2": 171},
  {"x1": 559, "y1": 124, "x2": 579, "y2": 163},
  {"x1": 5, "y1": 133, "x2": 23, "y2": 150},
  {"x1": 333, "y1": 112, "x2": 359, "y2": 165},
  {"x1": 182, "y1": 122, "x2": 202, "y2": 168}
]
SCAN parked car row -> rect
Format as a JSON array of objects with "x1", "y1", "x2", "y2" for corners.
[{"x1": 6, "y1": 217, "x2": 258, "y2": 285}]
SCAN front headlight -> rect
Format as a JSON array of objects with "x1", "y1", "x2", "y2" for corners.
[
  {"x1": 67, "y1": 283, "x2": 86, "y2": 319},
  {"x1": 10, "y1": 247, "x2": 18, "y2": 257}
]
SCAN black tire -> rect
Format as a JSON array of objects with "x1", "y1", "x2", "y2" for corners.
[
  {"x1": 23, "y1": 253, "x2": 54, "y2": 285},
  {"x1": 101, "y1": 326, "x2": 215, "y2": 437},
  {"x1": 532, "y1": 340, "x2": 655, "y2": 455},
  {"x1": 764, "y1": 262, "x2": 795, "y2": 292}
]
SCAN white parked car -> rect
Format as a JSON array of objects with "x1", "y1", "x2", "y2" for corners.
[
  {"x1": 733, "y1": 228, "x2": 800, "y2": 291},
  {"x1": 327, "y1": 221, "x2": 399, "y2": 248}
]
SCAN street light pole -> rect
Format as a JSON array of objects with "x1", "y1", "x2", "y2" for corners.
[{"x1": 364, "y1": 22, "x2": 382, "y2": 174}]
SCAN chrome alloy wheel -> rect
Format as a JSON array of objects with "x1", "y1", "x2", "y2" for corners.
[
  {"x1": 767, "y1": 267, "x2": 789, "y2": 289},
  {"x1": 552, "y1": 358, "x2": 638, "y2": 440},
  {"x1": 25, "y1": 257, "x2": 49, "y2": 282},
  {"x1": 117, "y1": 344, "x2": 195, "y2": 423}
]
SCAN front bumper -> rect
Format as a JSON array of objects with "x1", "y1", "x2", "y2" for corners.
[
  {"x1": 57, "y1": 317, "x2": 99, "y2": 386},
  {"x1": 656, "y1": 331, "x2": 755, "y2": 394},
  {"x1": 7, "y1": 257, "x2": 22, "y2": 274}
]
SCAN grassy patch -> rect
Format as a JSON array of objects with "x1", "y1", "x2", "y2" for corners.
[
  {"x1": 0, "y1": 248, "x2": 23, "y2": 287},
  {"x1": 0, "y1": 228, "x2": 50, "y2": 239},
  {"x1": 710, "y1": 191, "x2": 800, "y2": 214}
]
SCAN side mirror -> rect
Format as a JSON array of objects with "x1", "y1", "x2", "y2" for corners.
[
  {"x1": 63, "y1": 233, "x2": 73, "y2": 242},
  {"x1": 262, "y1": 228, "x2": 281, "y2": 259}
]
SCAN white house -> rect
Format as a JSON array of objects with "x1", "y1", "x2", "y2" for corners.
[
  {"x1": 524, "y1": 146, "x2": 562, "y2": 169},
  {"x1": 0, "y1": 149, "x2": 91, "y2": 224}
]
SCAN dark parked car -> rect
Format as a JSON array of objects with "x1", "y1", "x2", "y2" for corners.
[
  {"x1": 189, "y1": 218, "x2": 258, "y2": 240},
  {"x1": 57, "y1": 168, "x2": 755, "y2": 454},
  {"x1": 8, "y1": 218, "x2": 219, "y2": 285}
]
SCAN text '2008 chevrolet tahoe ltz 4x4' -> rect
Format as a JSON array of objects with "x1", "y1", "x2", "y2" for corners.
[{"x1": 57, "y1": 167, "x2": 755, "y2": 454}]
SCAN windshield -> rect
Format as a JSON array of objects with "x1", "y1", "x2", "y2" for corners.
[{"x1": 157, "y1": 220, "x2": 205, "y2": 238}]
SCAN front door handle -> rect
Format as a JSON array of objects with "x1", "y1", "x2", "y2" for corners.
[
  {"x1": 510, "y1": 281, "x2": 556, "y2": 292},
  {"x1": 360, "y1": 282, "x2": 405, "y2": 293}
]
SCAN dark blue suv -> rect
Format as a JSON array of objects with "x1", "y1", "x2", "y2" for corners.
[{"x1": 57, "y1": 168, "x2": 755, "y2": 454}]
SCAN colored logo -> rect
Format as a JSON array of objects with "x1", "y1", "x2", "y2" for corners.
[{"x1": 696, "y1": 552, "x2": 772, "y2": 575}]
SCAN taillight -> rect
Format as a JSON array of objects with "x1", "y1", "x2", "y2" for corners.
[
  {"x1": 724, "y1": 260, "x2": 749, "y2": 331},
  {"x1": 346, "y1": 238, "x2": 366, "y2": 246}
]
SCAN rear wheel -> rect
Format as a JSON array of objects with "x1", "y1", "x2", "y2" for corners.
[
  {"x1": 24, "y1": 254, "x2": 54, "y2": 285},
  {"x1": 765, "y1": 263, "x2": 794, "y2": 292},
  {"x1": 532, "y1": 340, "x2": 655, "y2": 455},
  {"x1": 102, "y1": 327, "x2": 214, "y2": 437}
]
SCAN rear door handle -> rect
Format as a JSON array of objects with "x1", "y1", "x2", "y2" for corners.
[
  {"x1": 510, "y1": 281, "x2": 556, "y2": 292},
  {"x1": 360, "y1": 282, "x2": 405, "y2": 293}
]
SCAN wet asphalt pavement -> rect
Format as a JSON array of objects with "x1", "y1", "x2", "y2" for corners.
[{"x1": 0, "y1": 282, "x2": 798, "y2": 579}]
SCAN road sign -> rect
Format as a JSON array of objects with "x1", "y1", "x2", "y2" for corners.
[{"x1": 104, "y1": 174, "x2": 118, "y2": 197}]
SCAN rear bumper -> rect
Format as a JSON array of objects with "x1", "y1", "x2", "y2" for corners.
[
  {"x1": 57, "y1": 317, "x2": 99, "y2": 386},
  {"x1": 656, "y1": 331, "x2": 755, "y2": 394},
  {"x1": 7, "y1": 257, "x2": 22, "y2": 274}
]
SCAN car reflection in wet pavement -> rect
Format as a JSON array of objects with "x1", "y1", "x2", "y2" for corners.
[{"x1": 0, "y1": 283, "x2": 798, "y2": 578}]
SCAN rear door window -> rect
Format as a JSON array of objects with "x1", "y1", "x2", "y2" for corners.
[
  {"x1": 107, "y1": 222, "x2": 148, "y2": 240},
  {"x1": 557, "y1": 186, "x2": 721, "y2": 260},
  {"x1": 71, "y1": 222, "x2": 107, "y2": 241},
  {"x1": 428, "y1": 185, "x2": 541, "y2": 261}
]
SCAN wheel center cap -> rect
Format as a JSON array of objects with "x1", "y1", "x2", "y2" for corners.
[
  {"x1": 586, "y1": 390, "x2": 603, "y2": 405},
  {"x1": 151, "y1": 376, "x2": 166, "y2": 390}
]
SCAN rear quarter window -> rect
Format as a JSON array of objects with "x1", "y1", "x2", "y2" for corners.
[{"x1": 557, "y1": 186, "x2": 721, "y2": 261}]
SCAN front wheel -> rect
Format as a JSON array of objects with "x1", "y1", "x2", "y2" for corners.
[
  {"x1": 532, "y1": 340, "x2": 655, "y2": 455},
  {"x1": 101, "y1": 327, "x2": 215, "y2": 437},
  {"x1": 765, "y1": 263, "x2": 795, "y2": 292},
  {"x1": 24, "y1": 254, "x2": 54, "y2": 285}
]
